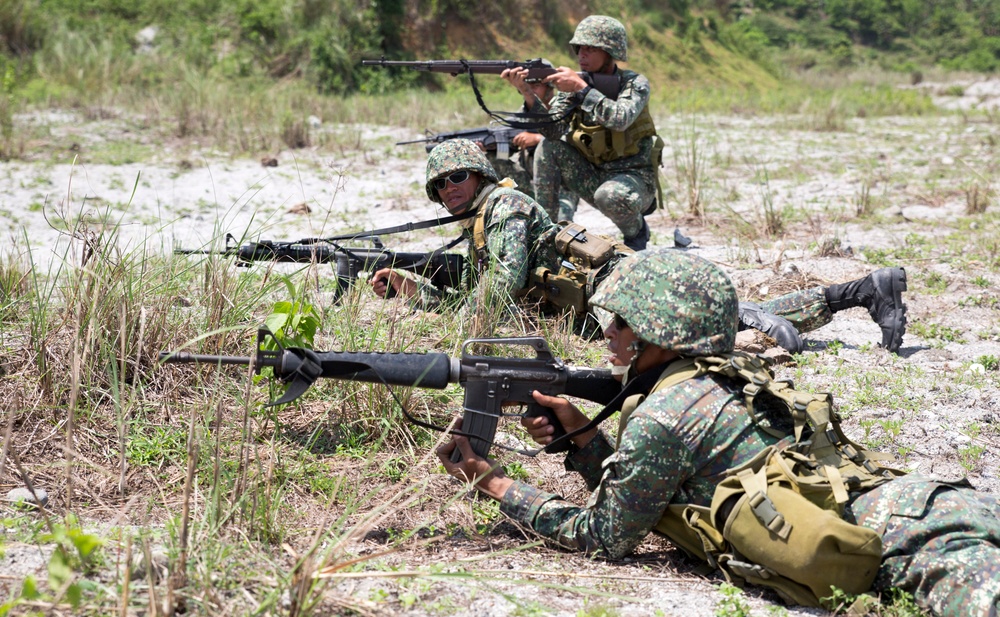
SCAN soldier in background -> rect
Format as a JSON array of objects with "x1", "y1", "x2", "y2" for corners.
[
  {"x1": 502, "y1": 15, "x2": 662, "y2": 250},
  {"x1": 376, "y1": 140, "x2": 907, "y2": 354},
  {"x1": 485, "y1": 62, "x2": 581, "y2": 223}
]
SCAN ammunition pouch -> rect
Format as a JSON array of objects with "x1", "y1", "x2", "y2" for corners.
[
  {"x1": 523, "y1": 223, "x2": 630, "y2": 313},
  {"x1": 554, "y1": 223, "x2": 616, "y2": 269},
  {"x1": 567, "y1": 106, "x2": 657, "y2": 166}
]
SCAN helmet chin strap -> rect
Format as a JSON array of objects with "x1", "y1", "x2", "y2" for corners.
[{"x1": 611, "y1": 339, "x2": 647, "y2": 385}]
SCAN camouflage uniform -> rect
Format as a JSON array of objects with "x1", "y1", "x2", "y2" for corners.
[
  {"x1": 758, "y1": 287, "x2": 832, "y2": 334},
  {"x1": 529, "y1": 16, "x2": 657, "y2": 241},
  {"x1": 413, "y1": 139, "x2": 561, "y2": 311},
  {"x1": 487, "y1": 99, "x2": 582, "y2": 222},
  {"x1": 499, "y1": 248, "x2": 999, "y2": 616}
]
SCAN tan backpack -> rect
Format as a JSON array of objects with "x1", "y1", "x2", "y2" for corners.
[{"x1": 622, "y1": 354, "x2": 903, "y2": 607}]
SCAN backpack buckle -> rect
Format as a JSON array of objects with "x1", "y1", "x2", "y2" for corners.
[{"x1": 747, "y1": 491, "x2": 790, "y2": 538}]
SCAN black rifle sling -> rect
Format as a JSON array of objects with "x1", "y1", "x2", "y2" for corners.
[
  {"x1": 465, "y1": 68, "x2": 579, "y2": 130},
  {"x1": 325, "y1": 233, "x2": 466, "y2": 274},
  {"x1": 535, "y1": 362, "x2": 669, "y2": 455},
  {"x1": 319, "y1": 209, "x2": 477, "y2": 243}
]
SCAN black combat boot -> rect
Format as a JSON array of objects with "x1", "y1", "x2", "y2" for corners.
[
  {"x1": 624, "y1": 219, "x2": 650, "y2": 251},
  {"x1": 824, "y1": 267, "x2": 907, "y2": 353},
  {"x1": 738, "y1": 302, "x2": 804, "y2": 353}
]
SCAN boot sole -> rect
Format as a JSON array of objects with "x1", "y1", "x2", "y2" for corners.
[{"x1": 871, "y1": 267, "x2": 907, "y2": 353}]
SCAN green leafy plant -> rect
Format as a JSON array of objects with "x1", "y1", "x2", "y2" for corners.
[
  {"x1": 715, "y1": 582, "x2": 752, "y2": 617},
  {"x1": 976, "y1": 355, "x2": 999, "y2": 371},
  {"x1": 1, "y1": 518, "x2": 104, "y2": 614}
]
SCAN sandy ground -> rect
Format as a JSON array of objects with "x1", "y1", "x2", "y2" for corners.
[{"x1": 2, "y1": 82, "x2": 1000, "y2": 615}]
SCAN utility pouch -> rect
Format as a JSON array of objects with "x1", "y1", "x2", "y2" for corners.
[
  {"x1": 524, "y1": 267, "x2": 591, "y2": 314},
  {"x1": 709, "y1": 446, "x2": 883, "y2": 606},
  {"x1": 555, "y1": 223, "x2": 616, "y2": 269}
]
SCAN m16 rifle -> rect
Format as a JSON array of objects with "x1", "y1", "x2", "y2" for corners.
[
  {"x1": 361, "y1": 58, "x2": 620, "y2": 101},
  {"x1": 158, "y1": 328, "x2": 618, "y2": 459},
  {"x1": 397, "y1": 126, "x2": 533, "y2": 159},
  {"x1": 175, "y1": 234, "x2": 467, "y2": 298}
]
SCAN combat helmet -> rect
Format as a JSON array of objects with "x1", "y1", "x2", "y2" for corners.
[
  {"x1": 589, "y1": 248, "x2": 738, "y2": 356},
  {"x1": 425, "y1": 138, "x2": 499, "y2": 203},
  {"x1": 569, "y1": 15, "x2": 628, "y2": 61}
]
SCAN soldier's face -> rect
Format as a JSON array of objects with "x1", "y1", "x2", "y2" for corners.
[
  {"x1": 435, "y1": 171, "x2": 482, "y2": 214},
  {"x1": 528, "y1": 82, "x2": 554, "y2": 104},
  {"x1": 605, "y1": 315, "x2": 639, "y2": 371},
  {"x1": 576, "y1": 45, "x2": 613, "y2": 74}
]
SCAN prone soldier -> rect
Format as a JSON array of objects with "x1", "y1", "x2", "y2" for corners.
[{"x1": 439, "y1": 248, "x2": 996, "y2": 617}]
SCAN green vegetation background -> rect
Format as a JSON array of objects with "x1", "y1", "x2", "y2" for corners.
[{"x1": 2, "y1": 0, "x2": 999, "y2": 103}]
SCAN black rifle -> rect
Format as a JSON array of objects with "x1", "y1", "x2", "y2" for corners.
[
  {"x1": 362, "y1": 58, "x2": 620, "y2": 101},
  {"x1": 175, "y1": 234, "x2": 467, "y2": 298},
  {"x1": 397, "y1": 126, "x2": 532, "y2": 155},
  {"x1": 159, "y1": 328, "x2": 618, "y2": 459}
]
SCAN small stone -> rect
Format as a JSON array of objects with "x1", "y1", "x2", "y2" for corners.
[
  {"x1": 966, "y1": 363, "x2": 986, "y2": 375},
  {"x1": 781, "y1": 263, "x2": 800, "y2": 277},
  {"x1": 130, "y1": 549, "x2": 170, "y2": 583},
  {"x1": 7, "y1": 487, "x2": 48, "y2": 510},
  {"x1": 261, "y1": 156, "x2": 279, "y2": 167},
  {"x1": 287, "y1": 202, "x2": 311, "y2": 215}
]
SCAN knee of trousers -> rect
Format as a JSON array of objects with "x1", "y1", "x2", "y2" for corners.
[{"x1": 593, "y1": 182, "x2": 645, "y2": 216}]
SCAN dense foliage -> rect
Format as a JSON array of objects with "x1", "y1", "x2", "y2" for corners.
[
  {"x1": 733, "y1": 0, "x2": 1000, "y2": 71},
  {"x1": 1, "y1": 0, "x2": 998, "y2": 99}
]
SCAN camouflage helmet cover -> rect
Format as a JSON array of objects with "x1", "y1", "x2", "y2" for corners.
[
  {"x1": 569, "y1": 15, "x2": 628, "y2": 61},
  {"x1": 424, "y1": 138, "x2": 499, "y2": 203},
  {"x1": 589, "y1": 248, "x2": 738, "y2": 355}
]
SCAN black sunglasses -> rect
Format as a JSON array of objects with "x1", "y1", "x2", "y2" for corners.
[
  {"x1": 432, "y1": 170, "x2": 471, "y2": 191},
  {"x1": 614, "y1": 314, "x2": 629, "y2": 330}
]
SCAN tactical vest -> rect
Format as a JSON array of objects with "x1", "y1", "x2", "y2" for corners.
[
  {"x1": 566, "y1": 95, "x2": 665, "y2": 210},
  {"x1": 619, "y1": 354, "x2": 903, "y2": 607},
  {"x1": 568, "y1": 104, "x2": 657, "y2": 165}
]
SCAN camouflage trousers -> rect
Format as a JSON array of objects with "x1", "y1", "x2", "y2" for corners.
[
  {"x1": 758, "y1": 286, "x2": 833, "y2": 334},
  {"x1": 491, "y1": 155, "x2": 581, "y2": 222},
  {"x1": 847, "y1": 475, "x2": 1000, "y2": 616},
  {"x1": 533, "y1": 138, "x2": 653, "y2": 238}
]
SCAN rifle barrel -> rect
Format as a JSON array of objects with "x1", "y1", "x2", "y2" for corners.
[{"x1": 158, "y1": 352, "x2": 252, "y2": 365}]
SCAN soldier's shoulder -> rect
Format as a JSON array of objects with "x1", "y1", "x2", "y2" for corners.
[
  {"x1": 644, "y1": 371, "x2": 739, "y2": 417},
  {"x1": 485, "y1": 186, "x2": 541, "y2": 220},
  {"x1": 618, "y1": 69, "x2": 651, "y2": 92}
]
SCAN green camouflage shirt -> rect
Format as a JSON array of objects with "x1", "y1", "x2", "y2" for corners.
[
  {"x1": 500, "y1": 367, "x2": 785, "y2": 558},
  {"x1": 412, "y1": 186, "x2": 561, "y2": 310}
]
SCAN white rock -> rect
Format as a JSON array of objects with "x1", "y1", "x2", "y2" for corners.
[
  {"x1": 966, "y1": 363, "x2": 986, "y2": 375},
  {"x1": 7, "y1": 487, "x2": 48, "y2": 509}
]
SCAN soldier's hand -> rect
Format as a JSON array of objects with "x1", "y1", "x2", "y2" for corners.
[
  {"x1": 501, "y1": 67, "x2": 537, "y2": 106},
  {"x1": 524, "y1": 391, "x2": 597, "y2": 449},
  {"x1": 437, "y1": 419, "x2": 514, "y2": 500},
  {"x1": 512, "y1": 132, "x2": 542, "y2": 149},
  {"x1": 544, "y1": 67, "x2": 588, "y2": 93},
  {"x1": 371, "y1": 268, "x2": 417, "y2": 299}
]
